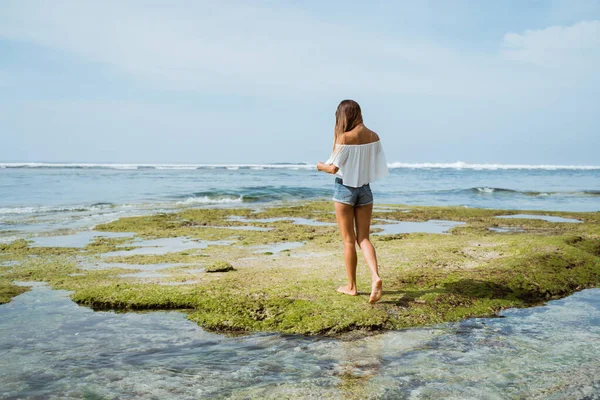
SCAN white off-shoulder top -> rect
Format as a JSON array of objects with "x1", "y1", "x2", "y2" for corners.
[{"x1": 325, "y1": 140, "x2": 389, "y2": 188}]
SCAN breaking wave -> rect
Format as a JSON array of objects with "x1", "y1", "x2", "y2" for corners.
[
  {"x1": 387, "y1": 162, "x2": 600, "y2": 170},
  {"x1": 2, "y1": 162, "x2": 600, "y2": 171},
  {"x1": 174, "y1": 186, "x2": 331, "y2": 204},
  {"x1": 0, "y1": 163, "x2": 315, "y2": 170},
  {"x1": 176, "y1": 196, "x2": 244, "y2": 205},
  {"x1": 465, "y1": 187, "x2": 600, "y2": 197},
  {"x1": 0, "y1": 203, "x2": 116, "y2": 216}
]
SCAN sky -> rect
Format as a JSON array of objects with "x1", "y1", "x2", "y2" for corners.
[{"x1": 0, "y1": 0, "x2": 599, "y2": 165}]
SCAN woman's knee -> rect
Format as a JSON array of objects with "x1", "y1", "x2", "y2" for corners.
[
  {"x1": 356, "y1": 236, "x2": 369, "y2": 246},
  {"x1": 341, "y1": 232, "x2": 356, "y2": 245},
  {"x1": 343, "y1": 236, "x2": 357, "y2": 246}
]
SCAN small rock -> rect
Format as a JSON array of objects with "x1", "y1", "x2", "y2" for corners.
[{"x1": 205, "y1": 261, "x2": 236, "y2": 273}]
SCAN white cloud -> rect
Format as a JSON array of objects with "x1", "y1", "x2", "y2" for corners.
[
  {"x1": 0, "y1": 1, "x2": 598, "y2": 99},
  {"x1": 503, "y1": 20, "x2": 600, "y2": 70},
  {"x1": 0, "y1": 1, "x2": 519, "y2": 98}
]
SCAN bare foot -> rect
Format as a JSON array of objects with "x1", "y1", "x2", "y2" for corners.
[
  {"x1": 337, "y1": 285, "x2": 357, "y2": 296},
  {"x1": 369, "y1": 279, "x2": 383, "y2": 303}
]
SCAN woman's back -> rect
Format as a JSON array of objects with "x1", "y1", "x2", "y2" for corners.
[
  {"x1": 326, "y1": 124, "x2": 388, "y2": 188},
  {"x1": 339, "y1": 125, "x2": 380, "y2": 145}
]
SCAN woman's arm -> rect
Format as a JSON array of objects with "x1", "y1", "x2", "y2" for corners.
[
  {"x1": 316, "y1": 162, "x2": 339, "y2": 174},
  {"x1": 318, "y1": 134, "x2": 346, "y2": 174}
]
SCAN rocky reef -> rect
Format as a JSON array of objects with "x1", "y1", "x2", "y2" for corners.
[{"x1": 1, "y1": 201, "x2": 598, "y2": 336}]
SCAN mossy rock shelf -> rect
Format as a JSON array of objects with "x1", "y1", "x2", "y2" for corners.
[{"x1": 1, "y1": 201, "x2": 598, "y2": 336}]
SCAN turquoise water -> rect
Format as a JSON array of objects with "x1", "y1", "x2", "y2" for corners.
[
  {"x1": 1, "y1": 283, "x2": 599, "y2": 399},
  {"x1": 0, "y1": 164, "x2": 598, "y2": 243},
  {"x1": 1, "y1": 164, "x2": 599, "y2": 212}
]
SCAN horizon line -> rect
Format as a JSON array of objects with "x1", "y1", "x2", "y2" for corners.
[{"x1": 2, "y1": 161, "x2": 600, "y2": 171}]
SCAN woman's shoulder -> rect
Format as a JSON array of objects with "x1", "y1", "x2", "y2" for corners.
[
  {"x1": 365, "y1": 127, "x2": 380, "y2": 142},
  {"x1": 339, "y1": 127, "x2": 380, "y2": 145}
]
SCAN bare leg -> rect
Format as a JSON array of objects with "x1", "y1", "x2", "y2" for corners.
[
  {"x1": 355, "y1": 203, "x2": 383, "y2": 303},
  {"x1": 334, "y1": 201, "x2": 357, "y2": 295}
]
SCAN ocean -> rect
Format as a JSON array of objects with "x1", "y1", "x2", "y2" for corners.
[{"x1": 1, "y1": 162, "x2": 598, "y2": 243}]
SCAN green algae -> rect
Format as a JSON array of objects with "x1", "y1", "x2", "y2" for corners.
[
  {"x1": 1, "y1": 201, "x2": 599, "y2": 336},
  {"x1": 101, "y1": 251, "x2": 209, "y2": 265},
  {"x1": 0, "y1": 282, "x2": 28, "y2": 304},
  {"x1": 205, "y1": 261, "x2": 235, "y2": 273},
  {"x1": 64, "y1": 235, "x2": 600, "y2": 336},
  {"x1": 94, "y1": 202, "x2": 340, "y2": 245},
  {"x1": 0, "y1": 239, "x2": 82, "y2": 256},
  {"x1": 84, "y1": 236, "x2": 137, "y2": 254}
]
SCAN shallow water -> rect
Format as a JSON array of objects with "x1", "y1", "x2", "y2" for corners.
[
  {"x1": 495, "y1": 214, "x2": 582, "y2": 223},
  {"x1": 101, "y1": 237, "x2": 235, "y2": 258},
  {"x1": 117, "y1": 271, "x2": 173, "y2": 279},
  {"x1": 227, "y1": 215, "x2": 337, "y2": 226},
  {"x1": 372, "y1": 207, "x2": 411, "y2": 213},
  {"x1": 0, "y1": 260, "x2": 19, "y2": 267},
  {"x1": 30, "y1": 231, "x2": 134, "y2": 248},
  {"x1": 371, "y1": 219, "x2": 465, "y2": 235},
  {"x1": 2, "y1": 284, "x2": 600, "y2": 399},
  {"x1": 488, "y1": 227, "x2": 525, "y2": 233},
  {"x1": 80, "y1": 261, "x2": 190, "y2": 271},
  {"x1": 118, "y1": 269, "x2": 204, "y2": 280},
  {"x1": 0, "y1": 203, "x2": 166, "y2": 243},
  {"x1": 250, "y1": 241, "x2": 306, "y2": 254},
  {"x1": 201, "y1": 225, "x2": 274, "y2": 231}
]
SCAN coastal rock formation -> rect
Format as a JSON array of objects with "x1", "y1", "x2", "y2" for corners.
[{"x1": 1, "y1": 201, "x2": 599, "y2": 336}]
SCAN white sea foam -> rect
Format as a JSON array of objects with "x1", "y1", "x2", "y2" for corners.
[
  {"x1": 176, "y1": 196, "x2": 244, "y2": 205},
  {"x1": 386, "y1": 161, "x2": 600, "y2": 170},
  {"x1": 0, "y1": 205, "x2": 84, "y2": 215},
  {"x1": 1, "y1": 162, "x2": 599, "y2": 170},
  {"x1": 0, "y1": 203, "x2": 118, "y2": 216},
  {"x1": 0, "y1": 235, "x2": 21, "y2": 244},
  {"x1": 154, "y1": 166, "x2": 198, "y2": 170},
  {"x1": 0, "y1": 162, "x2": 316, "y2": 170}
]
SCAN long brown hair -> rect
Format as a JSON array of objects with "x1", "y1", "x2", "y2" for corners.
[{"x1": 333, "y1": 99, "x2": 363, "y2": 150}]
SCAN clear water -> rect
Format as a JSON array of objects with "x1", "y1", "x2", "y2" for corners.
[
  {"x1": 371, "y1": 219, "x2": 465, "y2": 235},
  {"x1": 199, "y1": 224, "x2": 274, "y2": 231},
  {"x1": 1, "y1": 284, "x2": 599, "y2": 399},
  {"x1": 488, "y1": 227, "x2": 525, "y2": 233},
  {"x1": 250, "y1": 241, "x2": 306, "y2": 254},
  {"x1": 495, "y1": 214, "x2": 583, "y2": 223},
  {"x1": 227, "y1": 215, "x2": 337, "y2": 226},
  {"x1": 30, "y1": 231, "x2": 135, "y2": 248},
  {"x1": 100, "y1": 237, "x2": 235, "y2": 258},
  {"x1": 118, "y1": 271, "x2": 172, "y2": 279},
  {"x1": 80, "y1": 262, "x2": 190, "y2": 271}
]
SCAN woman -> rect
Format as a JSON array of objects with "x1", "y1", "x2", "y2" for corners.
[{"x1": 316, "y1": 100, "x2": 389, "y2": 303}]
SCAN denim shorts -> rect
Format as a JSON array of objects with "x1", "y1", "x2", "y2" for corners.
[{"x1": 332, "y1": 177, "x2": 373, "y2": 207}]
